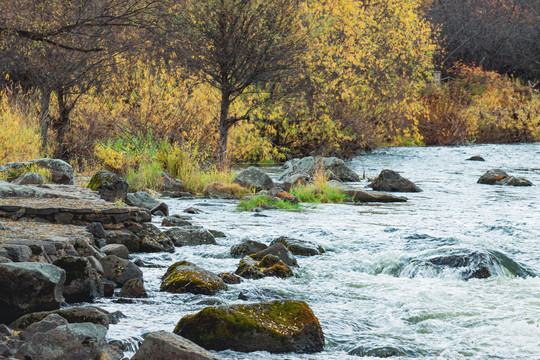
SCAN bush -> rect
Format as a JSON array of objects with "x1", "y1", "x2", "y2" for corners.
[{"x1": 0, "y1": 88, "x2": 42, "y2": 163}]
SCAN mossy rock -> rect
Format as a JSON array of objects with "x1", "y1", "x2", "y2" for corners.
[
  {"x1": 87, "y1": 170, "x2": 129, "y2": 202},
  {"x1": 174, "y1": 300, "x2": 325, "y2": 353},
  {"x1": 235, "y1": 255, "x2": 293, "y2": 279},
  {"x1": 160, "y1": 261, "x2": 227, "y2": 295},
  {"x1": 10, "y1": 306, "x2": 112, "y2": 330}
]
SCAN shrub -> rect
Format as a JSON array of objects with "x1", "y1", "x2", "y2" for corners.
[{"x1": 203, "y1": 181, "x2": 251, "y2": 199}]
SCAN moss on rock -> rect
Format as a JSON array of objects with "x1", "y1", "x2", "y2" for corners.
[
  {"x1": 160, "y1": 261, "x2": 227, "y2": 295},
  {"x1": 235, "y1": 255, "x2": 293, "y2": 279},
  {"x1": 174, "y1": 300, "x2": 325, "y2": 353}
]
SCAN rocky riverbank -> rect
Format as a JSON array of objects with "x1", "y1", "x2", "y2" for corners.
[{"x1": 1, "y1": 153, "x2": 535, "y2": 360}]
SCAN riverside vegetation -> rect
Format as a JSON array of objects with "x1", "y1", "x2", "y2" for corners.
[{"x1": 0, "y1": 0, "x2": 538, "y2": 192}]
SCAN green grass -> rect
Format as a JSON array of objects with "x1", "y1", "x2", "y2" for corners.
[
  {"x1": 237, "y1": 195, "x2": 302, "y2": 212},
  {"x1": 126, "y1": 160, "x2": 163, "y2": 192},
  {"x1": 290, "y1": 183, "x2": 348, "y2": 204}
]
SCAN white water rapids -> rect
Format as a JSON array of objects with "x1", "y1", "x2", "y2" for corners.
[{"x1": 94, "y1": 143, "x2": 540, "y2": 359}]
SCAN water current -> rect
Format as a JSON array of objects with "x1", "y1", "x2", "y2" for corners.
[{"x1": 94, "y1": 144, "x2": 540, "y2": 359}]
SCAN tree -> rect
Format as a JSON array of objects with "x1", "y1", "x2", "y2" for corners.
[
  {"x1": 0, "y1": 0, "x2": 157, "y2": 157},
  {"x1": 427, "y1": 0, "x2": 540, "y2": 80},
  {"x1": 164, "y1": 0, "x2": 311, "y2": 166}
]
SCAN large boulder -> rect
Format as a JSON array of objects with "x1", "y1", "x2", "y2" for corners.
[
  {"x1": 279, "y1": 156, "x2": 360, "y2": 183},
  {"x1": 106, "y1": 229, "x2": 140, "y2": 252},
  {"x1": 271, "y1": 236, "x2": 324, "y2": 257},
  {"x1": 232, "y1": 167, "x2": 274, "y2": 191},
  {"x1": 12, "y1": 172, "x2": 44, "y2": 185},
  {"x1": 100, "y1": 244, "x2": 129, "y2": 259},
  {"x1": 477, "y1": 169, "x2": 532, "y2": 186},
  {"x1": 125, "y1": 191, "x2": 169, "y2": 216},
  {"x1": 230, "y1": 239, "x2": 268, "y2": 258},
  {"x1": 0, "y1": 262, "x2": 65, "y2": 324},
  {"x1": 160, "y1": 261, "x2": 227, "y2": 296},
  {"x1": 0, "y1": 158, "x2": 74, "y2": 185},
  {"x1": 132, "y1": 331, "x2": 222, "y2": 360},
  {"x1": 368, "y1": 169, "x2": 422, "y2": 192},
  {"x1": 16, "y1": 322, "x2": 108, "y2": 360},
  {"x1": 52, "y1": 256, "x2": 104, "y2": 303},
  {"x1": 164, "y1": 226, "x2": 217, "y2": 247},
  {"x1": 100, "y1": 255, "x2": 143, "y2": 287},
  {"x1": 174, "y1": 300, "x2": 325, "y2": 353},
  {"x1": 87, "y1": 170, "x2": 129, "y2": 202},
  {"x1": 235, "y1": 255, "x2": 293, "y2": 279}
]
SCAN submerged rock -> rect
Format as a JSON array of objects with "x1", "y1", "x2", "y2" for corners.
[
  {"x1": 160, "y1": 261, "x2": 227, "y2": 295},
  {"x1": 467, "y1": 156, "x2": 485, "y2": 161},
  {"x1": 339, "y1": 186, "x2": 408, "y2": 203},
  {"x1": 271, "y1": 236, "x2": 325, "y2": 256},
  {"x1": 399, "y1": 248, "x2": 536, "y2": 281},
  {"x1": 132, "y1": 331, "x2": 222, "y2": 360},
  {"x1": 279, "y1": 156, "x2": 360, "y2": 183},
  {"x1": 174, "y1": 300, "x2": 325, "y2": 353},
  {"x1": 87, "y1": 170, "x2": 129, "y2": 202},
  {"x1": 0, "y1": 262, "x2": 65, "y2": 324},
  {"x1": 232, "y1": 167, "x2": 274, "y2": 191},
  {"x1": 162, "y1": 216, "x2": 192, "y2": 227},
  {"x1": 230, "y1": 239, "x2": 268, "y2": 258},
  {"x1": 235, "y1": 255, "x2": 294, "y2": 279},
  {"x1": 369, "y1": 170, "x2": 422, "y2": 192},
  {"x1": 477, "y1": 169, "x2": 532, "y2": 186}
]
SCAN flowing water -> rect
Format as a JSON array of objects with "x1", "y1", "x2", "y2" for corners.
[{"x1": 94, "y1": 144, "x2": 540, "y2": 359}]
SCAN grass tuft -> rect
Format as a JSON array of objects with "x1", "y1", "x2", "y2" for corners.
[{"x1": 237, "y1": 195, "x2": 302, "y2": 212}]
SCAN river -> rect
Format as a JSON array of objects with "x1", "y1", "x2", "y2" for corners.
[{"x1": 95, "y1": 143, "x2": 540, "y2": 359}]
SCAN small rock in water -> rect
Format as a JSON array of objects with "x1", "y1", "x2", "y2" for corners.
[
  {"x1": 219, "y1": 272, "x2": 242, "y2": 284},
  {"x1": 252, "y1": 213, "x2": 268, "y2": 217},
  {"x1": 230, "y1": 239, "x2": 268, "y2": 258},
  {"x1": 235, "y1": 255, "x2": 293, "y2": 279},
  {"x1": 467, "y1": 156, "x2": 485, "y2": 161},
  {"x1": 160, "y1": 261, "x2": 227, "y2": 295},
  {"x1": 477, "y1": 169, "x2": 532, "y2": 186},
  {"x1": 184, "y1": 207, "x2": 202, "y2": 214},
  {"x1": 132, "y1": 331, "x2": 222, "y2": 360},
  {"x1": 369, "y1": 169, "x2": 422, "y2": 192},
  {"x1": 118, "y1": 278, "x2": 148, "y2": 298}
]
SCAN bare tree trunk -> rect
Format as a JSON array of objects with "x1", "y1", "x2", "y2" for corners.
[
  {"x1": 39, "y1": 88, "x2": 51, "y2": 154},
  {"x1": 217, "y1": 93, "x2": 231, "y2": 168},
  {"x1": 52, "y1": 88, "x2": 71, "y2": 159}
]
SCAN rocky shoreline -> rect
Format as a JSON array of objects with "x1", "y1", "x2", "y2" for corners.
[{"x1": 0, "y1": 155, "x2": 534, "y2": 360}]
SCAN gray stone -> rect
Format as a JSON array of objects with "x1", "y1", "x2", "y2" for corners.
[
  {"x1": 161, "y1": 172, "x2": 184, "y2": 192},
  {"x1": 467, "y1": 156, "x2": 485, "y2": 161},
  {"x1": 230, "y1": 239, "x2": 268, "y2": 258},
  {"x1": 106, "y1": 229, "x2": 140, "y2": 252},
  {"x1": 0, "y1": 262, "x2": 65, "y2": 324},
  {"x1": 12, "y1": 172, "x2": 44, "y2": 185},
  {"x1": 101, "y1": 244, "x2": 129, "y2": 259},
  {"x1": 87, "y1": 222, "x2": 107, "y2": 239},
  {"x1": 126, "y1": 191, "x2": 169, "y2": 216},
  {"x1": 0, "y1": 244, "x2": 32, "y2": 262},
  {"x1": 232, "y1": 167, "x2": 274, "y2": 191},
  {"x1": 252, "y1": 243, "x2": 298, "y2": 267},
  {"x1": 208, "y1": 230, "x2": 226, "y2": 238},
  {"x1": 21, "y1": 314, "x2": 68, "y2": 340},
  {"x1": 117, "y1": 278, "x2": 148, "y2": 298},
  {"x1": 0, "y1": 158, "x2": 74, "y2": 185},
  {"x1": 0, "y1": 325, "x2": 11, "y2": 336},
  {"x1": 184, "y1": 207, "x2": 202, "y2": 214},
  {"x1": 87, "y1": 170, "x2": 129, "y2": 202},
  {"x1": 477, "y1": 169, "x2": 533, "y2": 186},
  {"x1": 369, "y1": 169, "x2": 422, "y2": 192},
  {"x1": 164, "y1": 227, "x2": 217, "y2": 247},
  {"x1": 16, "y1": 323, "x2": 107, "y2": 360},
  {"x1": 162, "y1": 216, "x2": 192, "y2": 227},
  {"x1": 270, "y1": 236, "x2": 324, "y2": 256},
  {"x1": 0, "y1": 256, "x2": 12, "y2": 263},
  {"x1": 338, "y1": 186, "x2": 408, "y2": 203},
  {"x1": 138, "y1": 223, "x2": 175, "y2": 253},
  {"x1": 132, "y1": 331, "x2": 222, "y2": 360},
  {"x1": 100, "y1": 255, "x2": 143, "y2": 287},
  {"x1": 279, "y1": 156, "x2": 360, "y2": 183},
  {"x1": 10, "y1": 306, "x2": 113, "y2": 331},
  {"x1": 52, "y1": 256, "x2": 104, "y2": 303}
]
